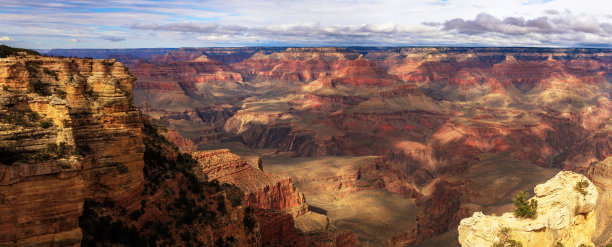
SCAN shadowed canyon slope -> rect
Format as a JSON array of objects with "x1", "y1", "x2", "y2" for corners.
[{"x1": 43, "y1": 46, "x2": 612, "y2": 246}]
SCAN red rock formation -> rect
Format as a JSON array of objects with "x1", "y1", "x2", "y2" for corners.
[
  {"x1": 255, "y1": 209, "x2": 358, "y2": 247},
  {"x1": 192, "y1": 149, "x2": 307, "y2": 216}
]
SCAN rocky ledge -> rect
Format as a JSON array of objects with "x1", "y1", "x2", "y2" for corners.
[
  {"x1": 191, "y1": 149, "x2": 308, "y2": 216},
  {"x1": 458, "y1": 171, "x2": 598, "y2": 247}
]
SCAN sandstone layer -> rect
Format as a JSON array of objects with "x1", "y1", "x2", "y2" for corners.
[
  {"x1": 588, "y1": 157, "x2": 612, "y2": 245},
  {"x1": 458, "y1": 171, "x2": 598, "y2": 247},
  {"x1": 0, "y1": 54, "x2": 144, "y2": 246}
]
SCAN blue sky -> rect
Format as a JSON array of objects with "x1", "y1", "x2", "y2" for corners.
[{"x1": 1, "y1": 0, "x2": 611, "y2": 48}]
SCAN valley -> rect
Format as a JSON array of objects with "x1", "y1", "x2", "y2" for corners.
[{"x1": 3, "y1": 46, "x2": 611, "y2": 246}]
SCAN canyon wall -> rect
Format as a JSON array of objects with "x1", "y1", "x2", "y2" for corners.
[
  {"x1": 191, "y1": 149, "x2": 307, "y2": 216},
  {"x1": 0, "y1": 55, "x2": 144, "y2": 246},
  {"x1": 0, "y1": 53, "x2": 267, "y2": 247},
  {"x1": 588, "y1": 157, "x2": 612, "y2": 245}
]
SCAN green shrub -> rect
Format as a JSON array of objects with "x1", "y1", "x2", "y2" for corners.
[
  {"x1": 575, "y1": 180, "x2": 589, "y2": 195},
  {"x1": 230, "y1": 194, "x2": 242, "y2": 207},
  {"x1": 2, "y1": 85, "x2": 7, "y2": 91},
  {"x1": 40, "y1": 121, "x2": 52, "y2": 128},
  {"x1": 27, "y1": 112, "x2": 39, "y2": 121},
  {"x1": 492, "y1": 227, "x2": 523, "y2": 247},
  {"x1": 217, "y1": 195, "x2": 227, "y2": 215},
  {"x1": 243, "y1": 207, "x2": 257, "y2": 232},
  {"x1": 30, "y1": 81, "x2": 52, "y2": 96},
  {"x1": 0, "y1": 45, "x2": 39, "y2": 58},
  {"x1": 0, "y1": 146, "x2": 26, "y2": 165},
  {"x1": 513, "y1": 191, "x2": 538, "y2": 219},
  {"x1": 42, "y1": 68, "x2": 59, "y2": 80}
]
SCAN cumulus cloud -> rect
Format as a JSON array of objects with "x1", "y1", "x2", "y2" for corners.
[
  {"x1": 444, "y1": 12, "x2": 612, "y2": 36},
  {"x1": 0, "y1": 36, "x2": 15, "y2": 41}
]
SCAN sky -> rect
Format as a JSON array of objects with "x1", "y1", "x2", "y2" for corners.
[{"x1": 1, "y1": 0, "x2": 612, "y2": 49}]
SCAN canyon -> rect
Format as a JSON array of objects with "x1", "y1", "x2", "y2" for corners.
[{"x1": 3, "y1": 45, "x2": 611, "y2": 246}]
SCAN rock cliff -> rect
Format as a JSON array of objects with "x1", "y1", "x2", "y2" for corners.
[
  {"x1": 191, "y1": 149, "x2": 308, "y2": 216},
  {"x1": 0, "y1": 54, "x2": 144, "y2": 246},
  {"x1": 0, "y1": 52, "x2": 263, "y2": 246},
  {"x1": 587, "y1": 157, "x2": 612, "y2": 245},
  {"x1": 458, "y1": 171, "x2": 598, "y2": 247}
]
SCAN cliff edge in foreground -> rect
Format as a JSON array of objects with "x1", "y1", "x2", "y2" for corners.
[{"x1": 458, "y1": 171, "x2": 598, "y2": 247}]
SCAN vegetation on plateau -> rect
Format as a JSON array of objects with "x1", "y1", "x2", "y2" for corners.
[
  {"x1": 574, "y1": 180, "x2": 589, "y2": 195},
  {"x1": 513, "y1": 191, "x2": 538, "y2": 219},
  {"x1": 492, "y1": 227, "x2": 523, "y2": 247},
  {"x1": 0, "y1": 44, "x2": 39, "y2": 58}
]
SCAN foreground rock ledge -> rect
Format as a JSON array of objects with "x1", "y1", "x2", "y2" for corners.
[{"x1": 458, "y1": 171, "x2": 598, "y2": 247}]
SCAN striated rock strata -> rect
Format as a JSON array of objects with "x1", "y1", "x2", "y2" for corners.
[
  {"x1": 0, "y1": 54, "x2": 144, "y2": 246},
  {"x1": 587, "y1": 157, "x2": 612, "y2": 245},
  {"x1": 192, "y1": 149, "x2": 307, "y2": 216},
  {"x1": 458, "y1": 171, "x2": 598, "y2": 247}
]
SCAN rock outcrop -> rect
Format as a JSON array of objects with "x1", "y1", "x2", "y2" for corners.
[
  {"x1": 0, "y1": 52, "x2": 263, "y2": 247},
  {"x1": 0, "y1": 54, "x2": 144, "y2": 246},
  {"x1": 588, "y1": 157, "x2": 612, "y2": 245},
  {"x1": 192, "y1": 149, "x2": 307, "y2": 216},
  {"x1": 458, "y1": 171, "x2": 598, "y2": 247}
]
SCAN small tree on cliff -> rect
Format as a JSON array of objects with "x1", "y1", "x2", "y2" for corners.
[
  {"x1": 513, "y1": 191, "x2": 538, "y2": 219},
  {"x1": 493, "y1": 227, "x2": 523, "y2": 247}
]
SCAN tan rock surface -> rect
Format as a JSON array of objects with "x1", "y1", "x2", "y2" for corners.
[
  {"x1": 587, "y1": 157, "x2": 612, "y2": 245},
  {"x1": 0, "y1": 55, "x2": 144, "y2": 246},
  {"x1": 458, "y1": 171, "x2": 598, "y2": 247}
]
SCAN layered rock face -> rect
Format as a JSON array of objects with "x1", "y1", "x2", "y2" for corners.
[
  {"x1": 458, "y1": 171, "x2": 598, "y2": 247},
  {"x1": 130, "y1": 51, "x2": 248, "y2": 150},
  {"x1": 0, "y1": 54, "x2": 144, "y2": 246},
  {"x1": 79, "y1": 120, "x2": 262, "y2": 246},
  {"x1": 0, "y1": 52, "x2": 267, "y2": 247},
  {"x1": 230, "y1": 47, "x2": 362, "y2": 82},
  {"x1": 587, "y1": 157, "x2": 612, "y2": 245},
  {"x1": 191, "y1": 149, "x2": 307, "y2": 216}
]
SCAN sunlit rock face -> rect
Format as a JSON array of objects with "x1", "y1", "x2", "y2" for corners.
[
  {"x1": 191, "y1": 149, "x2": 307, "y2": 216},
  {"x1": 0, "y1": 55, "x2": 144, "y2": 246},
  {"x1": 588, "y1": 157, "x2": 612, "y2": 245},
  {"x1": 458, "y1": 171, "x2": 598, "y2": 247}
]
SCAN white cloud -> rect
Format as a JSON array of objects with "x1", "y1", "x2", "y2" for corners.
[
  {"x1": 0, "y1": 36, "x2": 14, "y2": 41},
  {"x1": 69, "y1": 38, "x2": 79, "y2": 42}
]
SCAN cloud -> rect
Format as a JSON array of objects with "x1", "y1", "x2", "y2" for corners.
[
  {"x1": 69, "y1": 38, "x2": 79, "y2": 42},
  {"x1": 0, "y1": 0, "x2": 611, "y2": 48},
  {"x1": 545, "y1": 9, "x2": 559, "y2": 15},
  {"x1": 443, "y1": 12, "x2": 612, "y2": 36},
  {"x1": 103, "y1": 36, "x2": 126, "y2": 42},
  {"x1": 0, "y1": 36, "x2": 15, "y2": 41},
  {"x1": 131, "y1": 22, "x2": 220, "y2": 33}
]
